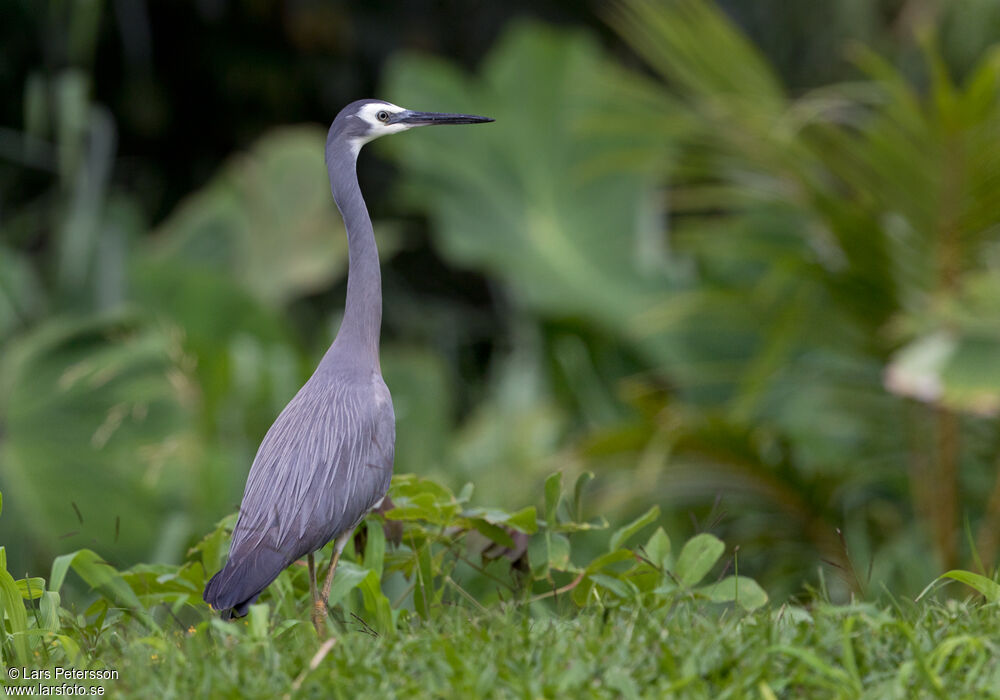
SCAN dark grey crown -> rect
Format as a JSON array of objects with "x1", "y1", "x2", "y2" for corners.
[{"x1": 327, "y1": 98, "x2": 390, "y2": 144}]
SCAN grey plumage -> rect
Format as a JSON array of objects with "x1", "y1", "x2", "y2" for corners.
[
  {"x1": 202, "y1": 370, "x2": 393, "y2": 616},
  {"x1": 203, "y1": 99, "x2": 491, "y2": 620}
]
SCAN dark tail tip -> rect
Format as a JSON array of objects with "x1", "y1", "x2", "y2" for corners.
[
  {"x1": 204, "y1": 568, "x2": 233, "y2": 617},
  {"x1": 203, "y1": 547, "x2": 288, "y2": 619},
  {"x1": 205, "y1": 572, "x2": 255, "y2": 619}
]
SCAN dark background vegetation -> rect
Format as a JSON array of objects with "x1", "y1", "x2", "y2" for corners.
[{"x1": 3, "y1": 0, "x2": 1000, "y2": 602}]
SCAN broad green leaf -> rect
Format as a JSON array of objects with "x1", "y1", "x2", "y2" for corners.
[
  {"x1": 122, "y1": 563, "x2": 203, "y2": 601},
  {"x1": 324, "y1": 562, "x2": 370, "y2": 609},
  {"x1": 529, "y1": 532, "x2": 572, "y2": 576},
  {"x1": 414, "y1": 543, "x2": 436, "y2": 620},
  {"x1": 507, "y1": 506, "x2": 539, "y2": 534},
  {"x1": 49, "y1": 549, "x2": 156, "y2": 629},
  {"x1": 0, "y1": 560, "x2": 30, "y2": 664},
  {"x1": 16, "y1": 577, "x2": 45, "y2": 600},
  {"x1": 55, "y1": 635, "x2": 81, "y2": 664},
  {"x1": 456, "y1": 483, "x2": 474, "y2": 503},
  {"x1": 571, "y1": 471, "x2": 595, "y2": 523},
  {"x1": 937, "y1": 570, "x2": 1000, "y2": 602},
  {"x1": 544, "y1": 472, "x2": 562, "y2": 526},
  {"x1": 189, "y1": 516, "x2": 235, "y2": 581},
  {"x1": 548, "y1": 533, "x2": 572, "y2": 571},
  {"x1": 695, "y1": 575, "x2": 769, "y2": 611},
  {"x1": 585, "y1": 550, "x2": 636, "y2": 575},
  {"x1": 553, "y1": 472, "x2": 607, "y2": 533},
  {"x1": 388, "y1": 475, "x2": 460, "y2": 526},
  {"x1": 358, "y1": 570, "x2": 394, "y2": 635},
  {"x1": 528, "y1": 535, "x2": 549, "y2": 578},
  {"x1": 553, "y1": 517, "x2": 609, "y2": 534},
  {"x1": 364, "y1": 520, "x2": 386, "y2": 580},
  {"x1": 572, "y1": 578, "x2": 596, "y2": 607},
  {"x1": 466, "y1": 519, "x2": 515, "y2": 549},
  {"x1": 609, "y1": 505, "x2": 660, "y2": 552},
  {"x1": 590, "y1": 573, "x2": 632, "y2": 599},
  {"x1": 674, "y1": 534, "x2": 725, "y2": 588},
  {"x1": 39, "y1": 591, "x2": 61, "y2": 632},
  {"x1": 384, "y1": 494, "x2": 439, "y2": 522},
  {"x1": 462, "y1": 506, "x2": 538, "y2": 535},
  {"x1": 644, "y1": 527, "x2": 672, "y2": 570}
]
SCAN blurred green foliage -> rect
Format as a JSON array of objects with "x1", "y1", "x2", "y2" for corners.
[
  {"x1": 1, "y1": 0, "x2": 1000, "y2": 609},
  {"x1": 0, "y1": 476, "x2": 767, "y2": 667},
  {"x1": 595, "y1": 0, "x2": 1000, "y2": 595},
  {"x1": 3, "y1": 478, "x2": 999, "y2": 696}
]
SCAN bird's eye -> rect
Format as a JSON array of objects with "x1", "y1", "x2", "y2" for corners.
[{"x1": 376, "y1": 110, "x2": 390, "y2": 122}]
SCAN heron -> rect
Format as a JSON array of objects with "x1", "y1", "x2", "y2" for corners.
[{"x1": 203, "y1": 99, "x2": 492, "y2": 633}]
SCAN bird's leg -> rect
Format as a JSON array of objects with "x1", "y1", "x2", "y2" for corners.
[
  {"x1": 319, "y1": 532, "x2": 352, "y2": 609},
  {"x1": 308, "y1": 553, "x2": 324, "y2": 636},
  {"x1": 308, "y1": 553, "x2": 319, "y2": 604}
]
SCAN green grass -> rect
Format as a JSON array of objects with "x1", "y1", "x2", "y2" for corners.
[
  {"x1": 4, "y1": 475, "x2": 1000, "y2": 698},
  {"x1": 4, "y1": 595, "x2": 998, "y2": 698}
]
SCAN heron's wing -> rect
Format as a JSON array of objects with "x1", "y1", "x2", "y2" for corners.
[
  {"x1": 304, "y1": 375, "x2": 395, "y2": 547},
  {"x1": 229, "y1": 374, "x2": 395, "y2": 563},
  {"x1": 204, "y1": 372, "x2": 395, "y2": 614},
  {"x1": 368, "y1": 376, "x2": 396, "y2": 487}
]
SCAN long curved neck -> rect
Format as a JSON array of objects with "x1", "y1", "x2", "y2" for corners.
[{"x1": 326, "y1": 140, "x2": 381, "y2": 369}]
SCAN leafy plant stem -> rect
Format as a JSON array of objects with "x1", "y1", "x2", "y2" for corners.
[{"x1": 527, "y1": 571, "x2": 586, "y2": 604}]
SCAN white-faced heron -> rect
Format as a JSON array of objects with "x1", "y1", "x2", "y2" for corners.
[{"x1": 203, "y1": 100, "x2": 492, "y2": 633}]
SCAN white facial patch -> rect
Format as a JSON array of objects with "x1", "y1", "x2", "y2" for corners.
[{"x1": 349, "y1": 102, "x2": 410, "y2": 156}]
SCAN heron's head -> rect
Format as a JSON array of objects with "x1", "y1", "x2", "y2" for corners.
[{"x1": 331, "y1": 99, "x2": 493, "y2": 157}]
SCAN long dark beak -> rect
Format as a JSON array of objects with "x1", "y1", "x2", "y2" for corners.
[{"x1": 394, "y1": 110, "x2": 494, "y2": 126}]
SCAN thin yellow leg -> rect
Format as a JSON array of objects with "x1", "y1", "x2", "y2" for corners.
[
  {"x1": 320, "y1": 532, "x2": 352, "y2": 606},
  {"x1": 308, "y1": 553, "x2": 324, "y2": 636},
  {"x1": 312, "y1": 532, "x2": 351, "y2": 637}
]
